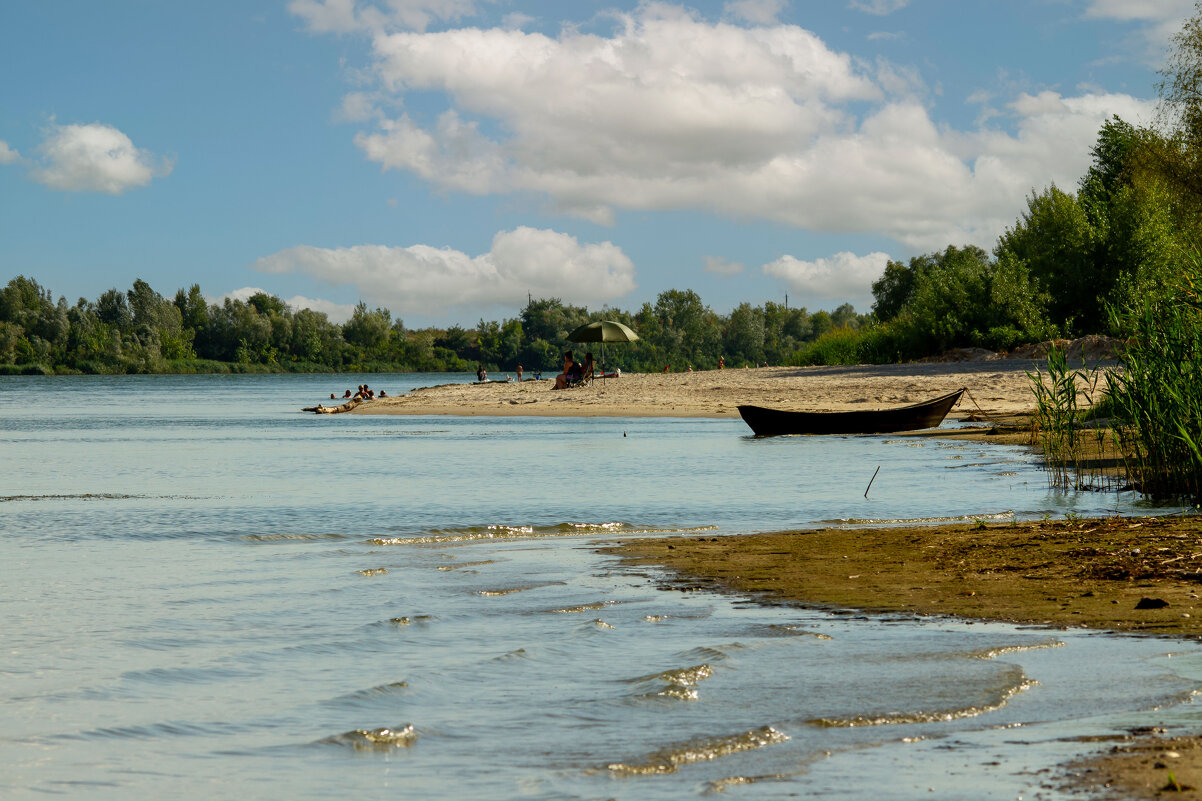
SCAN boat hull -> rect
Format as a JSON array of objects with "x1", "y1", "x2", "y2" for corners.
[{"x1": 737, "y1": 388, "x2": 965, "y2": 436}]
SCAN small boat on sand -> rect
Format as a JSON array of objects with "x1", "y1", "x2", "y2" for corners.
[{"x1": 737, "y1": 388, "x2": 966, "y2": 436}]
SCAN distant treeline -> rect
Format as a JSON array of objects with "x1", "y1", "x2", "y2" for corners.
[{"x1": 0, "y1": 275, "x2": 877, "y2": 375}]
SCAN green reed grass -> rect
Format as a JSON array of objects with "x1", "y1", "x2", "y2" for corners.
[
  {"x1": 1106, "y1": 298, "x2": 1202, "y2": 502},
  {"x1": 1027, "y1": 348, "x2": 1116, "y2": 490}
]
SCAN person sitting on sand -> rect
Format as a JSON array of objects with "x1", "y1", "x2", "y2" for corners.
[
  {"x1": 582, "y1": 352, "x2": 595, "y2": 382},
  {"x1": 553, "y1": 351, "x2": 583, "y2": 390},
  {"x1": 477, "y1": 364, "x2": 486, "y2": 382},
  {"x1": 378, "y1": 389, "x2": 387, "y2": 398}
]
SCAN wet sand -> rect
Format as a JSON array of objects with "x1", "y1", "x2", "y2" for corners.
[{"x1": 351, "y1": 361, "x2": 1076, "y2": 419}]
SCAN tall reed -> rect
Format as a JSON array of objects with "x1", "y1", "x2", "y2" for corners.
[
  {"x1": 1107, "y1": 298, "x2": 1202, "y2": 501},
  {"x1": 1027, "y1": 348, "x2": 1112, "y2": 490}
]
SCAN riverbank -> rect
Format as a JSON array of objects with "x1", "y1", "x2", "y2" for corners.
[
  {"x1": 609, "y1": 515, "x2": 1202, "y2": 636},
  {"x1": 350, "y1": 360, "x2": 1086, "y2": 418}
]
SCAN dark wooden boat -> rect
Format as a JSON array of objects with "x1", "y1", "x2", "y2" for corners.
[{"x1": 737, "y1": 388, "x2": 965, "y2": 436}]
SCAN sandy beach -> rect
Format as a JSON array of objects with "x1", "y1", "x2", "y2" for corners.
[{"x1": 351, "y1": 360, "x2": 1083, "y2": 419}]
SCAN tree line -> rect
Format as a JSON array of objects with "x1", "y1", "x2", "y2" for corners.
[{"x1": 0, "y1": 275, "x2": 873, "y2": 375}]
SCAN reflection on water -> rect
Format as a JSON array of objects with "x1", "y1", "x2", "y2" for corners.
[{"x1": 0, "y1": 373, "x2": 1198, "y2": 800}]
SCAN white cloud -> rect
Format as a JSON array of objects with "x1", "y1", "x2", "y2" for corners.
[
  {"x1": 0, "y1": 140, "x2": 21, "y2": 165},
  {"x1": 289, "y1": 0, "x2": 492, "y2": 33},
  {"x1": 703, "y1": 256, "x2": 745, "y2": 276},
  {"x1": 763, "y1": 251, "x2": 889, "y2": 306},
  {"x1": 252, "y1": 226, "x2": 636, "y2": 316},
  {"x1": 29, "y1": 122, "x2": 172, "y2": 194},
  {"x1": 848, "y1": 0, "x2": 911, "y2": 15},
  {"x1": 312, "y1": 4, "x2": 1159, "y2": 250}
]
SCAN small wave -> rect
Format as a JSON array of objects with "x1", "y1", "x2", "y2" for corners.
[
  {"x1": 320, "y1": 725, "x2": 417, "y2": 750},
  {"x1": 56, "y1": 718, "x2": 255, "y2": 741},
  {"x1": 967, "y1": 639, "x2": 1065, "y2": 660},
  {"x1": 118, "y1": 665, "x2": 251, "y2": 686},
  {"x1": 436, "y1": 560, "x2": 495, "y2": 571},
  {"x1": 367, "y1": 522, "x2": 718, "y2": 546},
  {"x1": 357, "y1": 568, "x2": 388, "y2": 576},
  {"x1": 627, "y1": 663, "x2": 714, "y2": 702},
  {"x1": 547, "y1": 602, "x2": 609, "y2": 613},
  {"x1": 592, "y1": 619, "x2": 615, "y2": 630},
  {"x1": 819, "y1": 511, "x2": 1015, "y2": 526},
  {"x1": 386, "y1": 615, "x2": 435, "y2": 627},
  {"x1": 333, "y1": 681, "x2": 410, "y2": 704},
  {"x1": 807, "y1": 678, "x2": 1036, "y2": 727},
  {"x1": 493, "y1": 649, "x2": 529, "y2": 662},
  {"x1": 657, "y1": 664, "x2": 714, "y2": 687},
  {"x1": 0, "y1": 493, "x2": 147, "y2": 503},
  {"x1": 605, "y1": 726, "x2": 789, "y2": 775},
  {"x1": 743, "y1": 623, "x2": 833, "y2": 640},
  {"x1": 476, "y1": 582, "x2": 562, "y2": 597}
]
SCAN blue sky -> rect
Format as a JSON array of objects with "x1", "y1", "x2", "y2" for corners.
[{"x1": 0, "y1": 0, "x2": 1193, "y2": 326}]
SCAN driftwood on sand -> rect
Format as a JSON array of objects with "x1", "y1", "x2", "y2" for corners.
[{"x1": 302, "y1": 399, "x2": 362, "y2": 414}]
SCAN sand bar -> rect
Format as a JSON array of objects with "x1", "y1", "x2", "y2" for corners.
[{"x1": 352, "y1": 360, "x2": 1093, "y2": 418}]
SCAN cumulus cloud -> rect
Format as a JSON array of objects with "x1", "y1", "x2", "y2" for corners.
[
  {"x1": 29, "y1": 122, "x2": 172, "y2": 194},
  {"x1": 0, "y1": 140, "x2": 21, "y2": 165},
  {"x1": 252, "y1": 226, "x2": 636, "y2": 316},
  {"x1": 308, "y1": 3, "x2": 1159, "y2": 250},
  {"x1": 762, "y1": 251, "x2": 890, "y2": 305}
]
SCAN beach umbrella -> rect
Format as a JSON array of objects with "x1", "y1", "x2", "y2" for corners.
[{"x1": 567, "y1": 320, "x2": 639, "y2": 376}]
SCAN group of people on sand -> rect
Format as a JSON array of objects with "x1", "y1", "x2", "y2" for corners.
[
  {"x1": 552, "y1": 350, "x2": 595, "y2": 390},
  {"x1": 330, "y1": 384, "x2": 385, "y2": 401}
]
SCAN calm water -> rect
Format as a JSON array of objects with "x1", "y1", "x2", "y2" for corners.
[{"x1": 2, "y1": 373, "x2": 1199, "y2": 800}]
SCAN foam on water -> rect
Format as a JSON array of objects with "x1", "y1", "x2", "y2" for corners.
[{"x1": 605, "y1": 725, "x2": 790, "y2": 775}]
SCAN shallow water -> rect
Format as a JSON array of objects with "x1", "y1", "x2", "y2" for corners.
[{"x1": 1, "y1": 373, "x2": 1198, "y2": 799}]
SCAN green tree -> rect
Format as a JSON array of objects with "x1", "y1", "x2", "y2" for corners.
[
  {"x1": 722, "y1": 302, "x2": 765, "y2": 366},
  {"x1": 995, "y1": 186, "x2": 1101, "y2": 333},
  {"x1": 342, "y1": 302, "x2": 392, "y2": 362},
  {"x1": 871, "y1": 259, "x2": 920, "y2": 322}
]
